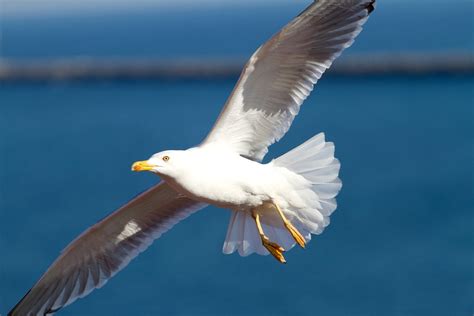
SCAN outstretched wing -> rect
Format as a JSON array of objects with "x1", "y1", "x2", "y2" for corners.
[
  {"x1": 8, "y1": 182, "x2": 207, "y2": 316},
  {"x1": 202, "y1": 0, "x2": 375, "y2": 161}
]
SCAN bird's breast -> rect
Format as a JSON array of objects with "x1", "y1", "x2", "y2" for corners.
[{"x1": 170, "y1": 154, "x2": 274, "y2": 209}]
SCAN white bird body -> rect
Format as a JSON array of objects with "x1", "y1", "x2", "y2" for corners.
[
  {"x1": 145, "y1": 132, "x2": 341, "y2": 257},
  {"x1": 8, "y1": 1, "x2": 375, "y2": 314},
  {"x1": 154, "y1": 146, "x2": 309, "y2": 210}
]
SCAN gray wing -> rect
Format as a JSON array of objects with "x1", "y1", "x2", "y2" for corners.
[
  {"x1": 8, "y1": 182, "x2": 207, "y2": 316},
  {"x1": 202, "y1": 0, "x2": 375, "y2": 161}
]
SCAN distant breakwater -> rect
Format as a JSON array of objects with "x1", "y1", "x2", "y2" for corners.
[{"x1": 1, "y1": 53, "x2": 472, "y2": 82}]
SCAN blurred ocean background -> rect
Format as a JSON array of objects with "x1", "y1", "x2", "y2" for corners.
[{"x1": 1, "y1": 1, "x2": 473, "y2": 315}]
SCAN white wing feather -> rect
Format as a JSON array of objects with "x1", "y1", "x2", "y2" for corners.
[
  {"x1": 203, "y1": 0, "x2": 375, "y2": 161},
  {"x1": 8, "y1": 182, "x2": 206, "y2": 316}
]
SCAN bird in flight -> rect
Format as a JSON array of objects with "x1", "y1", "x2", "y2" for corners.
[{"x1": 8, "y1": 1, "x2": 375, "y2": 315}]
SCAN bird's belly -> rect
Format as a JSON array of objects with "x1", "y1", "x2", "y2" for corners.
[
  {"x1": 179, "y1": 179, "x2": 268, "y2": 209},
  {"x1": 170, "y1": 162, "x2": 277, "y2": 210}
]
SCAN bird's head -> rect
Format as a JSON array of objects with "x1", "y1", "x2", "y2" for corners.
[{"x1": 131, "y1": 150, "x2": 185, "y2": 177}]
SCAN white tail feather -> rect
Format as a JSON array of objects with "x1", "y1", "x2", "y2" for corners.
[{"x1": 222, "y1": 133, "x2": 341, "y2": 257}]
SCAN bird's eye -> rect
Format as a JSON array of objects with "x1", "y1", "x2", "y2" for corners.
[{"x1": 162, "y1": 156, "x2": 170, "y2": 162}]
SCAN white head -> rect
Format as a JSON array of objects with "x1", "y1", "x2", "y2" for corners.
[{"x1": 131, "y1": 150, "x2": 187, "y2": 178}]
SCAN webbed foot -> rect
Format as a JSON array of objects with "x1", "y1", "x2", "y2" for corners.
[
  {"x1": 251, "y1": 211, "x2": 287, "y2": 264},
  {"x1": 273, "y1": 202, "x2": 306, "y2": 249},
  {"x1": 262, "y1": 236, "x2": 286, "y2": 264}
]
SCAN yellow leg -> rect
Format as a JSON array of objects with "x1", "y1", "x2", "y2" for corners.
[
  {"x1": 251, "y1": 211, "x2": 286, "y2": 264},
  {"x1": 273, "y1": 202, "x2": 306, "y2": 249}
]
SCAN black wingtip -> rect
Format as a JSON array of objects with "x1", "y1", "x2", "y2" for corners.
[
  {"x1": 45, "y1": 306, "x2": 63, "y2": 315},
  {"x1": 367, "y1": 0, "x2": 376, "y2": 14}
]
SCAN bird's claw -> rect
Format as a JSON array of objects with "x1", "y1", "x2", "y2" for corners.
[{"x1": 262, "y1": 237, "x2": 286, "y2": 264}]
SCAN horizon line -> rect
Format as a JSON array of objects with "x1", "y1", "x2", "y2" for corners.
[{"x1": 1, "y1": 53, "x2": 473, "y2": 82}]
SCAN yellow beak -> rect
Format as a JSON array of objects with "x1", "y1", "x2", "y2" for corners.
[{"x1": 131, "y1": 160, "x2": 154, "y2": 172}]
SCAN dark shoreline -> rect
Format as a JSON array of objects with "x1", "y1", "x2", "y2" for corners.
[{"x1": 1, "y1": 53, "x2": 473, "y2": 82}]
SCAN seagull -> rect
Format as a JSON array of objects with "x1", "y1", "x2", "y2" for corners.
[{"x1": 8, "y1": 1, "x2": 375, "y2": 315}]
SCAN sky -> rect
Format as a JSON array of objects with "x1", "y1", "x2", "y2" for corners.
[
  {"x1": 2, "y1": 0, "x2": 307, "y2": 16},
  {"x1": 1, "y1": 0, "x2": 458, "y2": 16}
]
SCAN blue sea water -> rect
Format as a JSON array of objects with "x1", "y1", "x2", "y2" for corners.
[
  {"x1": 1, "y1": 76, "x2": 473, "y2": 315},
  {"x1": 1, "y1": 1, "x2": 474, "y2": 315}
]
